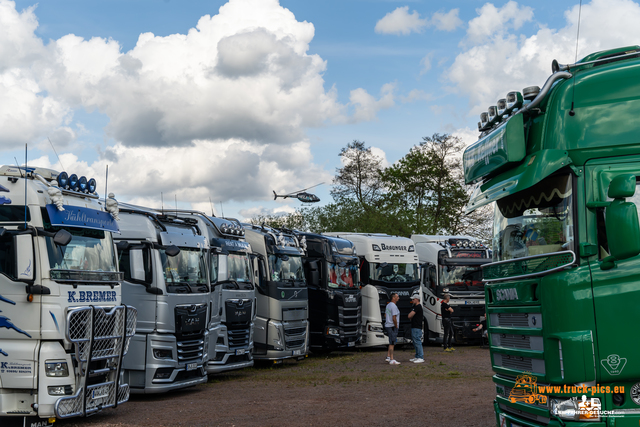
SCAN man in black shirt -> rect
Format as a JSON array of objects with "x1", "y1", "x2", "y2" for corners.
[
  {"x1": 408, "y1": 292, "x2": 424, "y2": 363},
  {"x1": 441, "y1": 294, "x2": 455, "y2": 352}
]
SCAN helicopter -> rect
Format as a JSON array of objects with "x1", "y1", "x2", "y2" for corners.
[{"x1": 273, "y1": 183, "x2": 323, "y2": 203}]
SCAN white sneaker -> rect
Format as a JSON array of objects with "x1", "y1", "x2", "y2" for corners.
[
  {"x1": 409, "y1": 358, "x2": 417, "y2": 362},
  {"x1": 389, "y1": 360, "x2": 401, "y2": 365},
  {"x1": 413, "y1": 358, "x2": 424, "y2": 363},
  {"x1": 385, "y1": 356, "x2": 391, "y2": 363}
]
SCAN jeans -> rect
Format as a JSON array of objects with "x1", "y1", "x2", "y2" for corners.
[
  {"x1": 443, "y1": 318, "x2": 453, "y2": 348},
  {"x1": 411, "y1": 328, "x2": 423, "y2": 359}
]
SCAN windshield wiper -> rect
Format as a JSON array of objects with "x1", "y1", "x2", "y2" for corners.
[{"x1": 218, "y1": 279, "x2": 240, "y2": 290}]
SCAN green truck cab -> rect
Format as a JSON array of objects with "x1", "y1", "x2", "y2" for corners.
[{"x1": 464, "y1": 46, "x2": 640, "y2": 426}]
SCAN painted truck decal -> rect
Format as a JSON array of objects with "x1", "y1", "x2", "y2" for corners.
[{"x1": 0, "y1": 294, "x2": 32, "y2": 356}]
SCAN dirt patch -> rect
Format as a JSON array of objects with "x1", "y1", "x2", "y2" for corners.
[{"x1": 59, "y1": 345, "x2": 495, "y2": 427}]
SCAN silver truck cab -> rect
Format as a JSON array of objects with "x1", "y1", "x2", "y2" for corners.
[
  {"x1": 243, "y1": 224, "x2": 309, "y2": 361},
  {"x1": 115, "y1": 205, "x2": 210, "y2": 393}
]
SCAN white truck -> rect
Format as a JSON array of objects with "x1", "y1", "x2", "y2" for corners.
[
  {"x1": 324, "y1": 233, "x2": 420, "y2": 347},
  {"x1": 115, "y1": 205, "x2": 210, "y2": 393},
  {"x1": 411, "y1": 235, "x2": 491, "y2": 344},
  {"x1": 0, "y1": 165, "x2": 136, "y2": 427},
  {"x1": 175, "y1": 212, "x2": 256, "y2": 374},
  {"x1": 243, "y1": 225, "x2": 309, "y2": 362}
]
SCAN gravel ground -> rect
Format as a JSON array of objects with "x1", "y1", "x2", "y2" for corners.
[{"x1": 59, "y1": 345, "x2": 496, "y2": 427}]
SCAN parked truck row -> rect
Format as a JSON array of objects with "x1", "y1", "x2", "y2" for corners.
[{"x1": 0, "y1": 164, "x2": 490, "y2": 426}]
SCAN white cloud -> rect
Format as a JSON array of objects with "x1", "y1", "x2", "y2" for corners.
[
  {"x1": 466, "y1": 1, "x2": 534, "y2": 44},
  {"x1": 238, "y1": 205, "x2": 296, "y2": 221},
  {"x1": 448, "y1": 0, "x2": 640, "y2": 115},
  {"x1": 0, "y1": 0, "x2": 394, "y2": 207},
  {"x1": 375, "y1": 7, "x2": 464, "y2": 35},
  {"x1": 420, "y1": 53, "x2": 433, "y2": 74},
  {"x1": 370, "y1": 146, "x2": 390, "y2": 168},
  {"x1": 349, "y1": 83, "x2": 396, "y2": 122},
  {"x1": 432, "y1": 9, "x2": 464, "y2": 32},
  {"x1": 400, "y1": 89, "x2": 432, "y2": 103},
  {"x1": 375, "y1": 6, "x2": 427, "y2": 35}
]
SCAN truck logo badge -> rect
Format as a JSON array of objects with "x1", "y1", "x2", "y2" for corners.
[
  {"x1": 601, "y1": 354, "x2": 627, "y2": 376},
  {"x1": 185, "y1": 317, "x2": 200, "y2": 326},
  {"x1": 345, "y1": 295, "x2": 356, "y2": 303},
  {"x1": 235, "y1": 311, "x2": 246, "y2": 316},
  {"x1": 495, "y1": 288, "x2": 518, "y2": 301},
  {"x1": 281, "y1": 291, "x2": 285, "y2": 298},
  {"x1": 288, "y1": 290, "x2": 300, "y2": 300}
]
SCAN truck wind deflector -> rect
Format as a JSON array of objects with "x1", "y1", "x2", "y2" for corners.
[
  {"x1": 482, "y1": 251, "x2": 576, "y2": 282},
  {"x1": 465, "y1": 149, "x2": 572, "y2": 214}
]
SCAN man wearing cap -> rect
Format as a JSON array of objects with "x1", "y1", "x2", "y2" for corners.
[{"x1": 408, "y1": 292, "x2": 424, "y2": 363}]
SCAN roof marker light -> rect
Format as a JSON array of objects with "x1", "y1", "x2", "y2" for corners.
[
  {"x1": 57, "y1": 171, "x2": 69, "y2": 189},
  {"x1": 496, "y1": 98, "x2": 507, "y2": 116},
  {"x1": 69, "y1": 174, "x2": 79, "y2": 191},
  {"x1": 78, "y1": 176, "x2": 88, "y2": 192},
  {"x1": 87, "y1": 178, "x2": 97, "y2": 194},
  {"x1": 506, "y1": 91, "x2": 523, "y2": 113}
]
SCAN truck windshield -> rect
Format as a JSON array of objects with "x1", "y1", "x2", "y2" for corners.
[
  {"x1": 46, "y1": 228, "x2": 117, "y2": 272},
  {"x1": 228, "y1": 252, "x2": 253, "y2": 288},
  {"x1": 160, "y1": 248, "x2": 208, "y2": 293},
  {"x1": 493, "y1": 173, "x2": 574, "y2": 261},
  {"x1": 327, "y1": 263, "x2": 359, "y2": 288},
  {"x1": 439, "y1": 265, "x2": 484, "y2": 291},
  {"x1": 268, "y1": 254, "x2": 305, "y2": 284},
  {"x1": 371, "y1": 263, "x2": 419, "y2": 283}
]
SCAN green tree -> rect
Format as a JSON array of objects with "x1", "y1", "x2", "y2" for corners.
[
  {"x1": 331, "y1": 140, "x2": 384, "y2": 211},
  {"x1": 381, "y1": 133, "x2": 468, "y2": 235}
]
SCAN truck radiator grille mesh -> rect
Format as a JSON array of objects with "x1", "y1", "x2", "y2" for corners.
[
  {"x1": 177, "y1": 338, "x2": 205, "y2": 363},
  {"x1": 497, "y1": 334, "x2": 531, "y2": 349},
  {"x1": 494, "y1": 313, "x2": 529, "y2": 327},
  {"x1": 56, "y1": 305, "x2": 137, "y2": 419}
]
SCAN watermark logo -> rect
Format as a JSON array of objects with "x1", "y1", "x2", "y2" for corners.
[{"x1": 508, "y1": 373, "x2": 547, "y2": 405}]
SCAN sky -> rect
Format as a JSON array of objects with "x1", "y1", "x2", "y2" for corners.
[{"x1": 2, "y1": 0, "x2": 640, "y2": 220}]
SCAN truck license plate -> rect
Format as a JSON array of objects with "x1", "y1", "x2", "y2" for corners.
[
  {"x1": 348, "y1": 341, "x2": 355, "y2": 347},
  {"x1": 186, "y1": 362, "x2": 197, "y2": 371},
  {"x1": 92, "y1": 388, "x2": 108, "y2": 399},
  {"x1": 235, "y1": 348, "x2": 245, "y2": 356},
  {"x1": 292, "y1": 349, "x2": 303, "y2": 356}
]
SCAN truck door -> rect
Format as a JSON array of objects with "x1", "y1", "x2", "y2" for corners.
[
  {"x1": 0, "y1": 231, "x2": 39, "y2": 389},
  {"x1": 586, "y1": 160, "x2": 640, "y2": 382}
]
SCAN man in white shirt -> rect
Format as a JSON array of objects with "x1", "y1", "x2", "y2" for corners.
[{"x1": 384, "y1": 293, "x2": 400, "y2": 365}]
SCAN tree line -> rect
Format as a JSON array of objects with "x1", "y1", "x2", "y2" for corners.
[{"x1": 250, "y1": 134, "x2": 492, "y2": 242}]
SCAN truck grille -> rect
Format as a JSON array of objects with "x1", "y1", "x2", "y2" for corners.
[
  {"x1": 177, "y1": 338, "x2": 204, "y2": 363},
  {"x1": 225, "y1": 299, "x2": 252, "y2": 324},
  {"x1": 284, "y1": 322, "x2": 307, "y2": 349},
  {"x1": 56, "y1": 305, "x2": 136, "y2": 418},
  {"x1": 338, "y1": 306, "x2": 361, "y2": 337},
  {"x1": 284, "y1": 327, "x2": 306, "y2": 336},
  {"x1": 492, "y1": 334, "x2": 544, "y2": 351},
  {"x1": 500, "y1": 385, "x2": 548, "y2": 409},
  {"x1": 227, "y1": 326, "x2": 250, "y2": 349},
  {"x1": 175, "y1": 304, "x2": 207, "y2": 339},
  {"x1": 494, "y1": 354, "x2": 546, "y2": 374},
  {"x1": 491, "y1": 312, "x2": 542, "y2": 328},
  {"x1": 499, "y1": 403, "x2": 550, "y2": 424}
]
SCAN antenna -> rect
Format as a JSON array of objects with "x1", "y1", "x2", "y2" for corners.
[
  {"x1": 161, "y1": 192, "x2": 164, "y2": 214},
  {"x1": 47, "y1": 137, "x2": 66, "y2": 171},
  {"x1": 104, "y1": 165, "x2": 109, "y2": 203},
  {"x1": 13, "y1": 157, "x2": 24, "y2": 178},
  {"x1": 175, "y1": 194, "x2": 177, "y2": 216},
  {"x1": 24, "y1": 144, "x2": 28, "y2": 229},
  {"x1": 569, "y1": 0, "x2": 583, "y2": 117},
  {"x1": 209, "y1": 197, "x2": 215, "y2": 216},
  {"x1": 219, "y1": 201, "x2": 224, "y2": 218}
]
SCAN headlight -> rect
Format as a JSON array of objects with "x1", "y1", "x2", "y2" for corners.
[
  {"x1": 368, "y1": 324, "x2": 383, "y2": 332},
  {"x1": 550, "y1": 397, "x2": 601, "y2": 422},
  {"x1": 153, "y1": 349, "x2": 173, "y2": 359},
  {"x1": 45, "y1": 361, "x2": 69, "y2": 377},
  {"x1": 326, "y1": 327, "x2": 340, "y2": 336},
  {"x1": 48, "y1": 385, "x2": 70, "y2": 396}
]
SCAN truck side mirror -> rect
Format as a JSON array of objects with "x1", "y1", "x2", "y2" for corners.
[
  {"x1": 164, "y1": 245, "x2": 180, "y2": 257},
  {"x1": 602, "y1": 174, "x2": 640, "y2": 270},
  {"x1": 218, "y1": 255, "x2": 228, "y2": 282},
  {"x1": 15, "y1": 234, "x2": 34, "y2": 281},
  {"x1": 53, "y1": 229, "x2": 72, "y2": 246},
  {"x1": 308, "y1": 260, "x2": 320, "y2": 286},
  {"x1": 129, "y1": 248, "x2": 146, "y2": 282}
]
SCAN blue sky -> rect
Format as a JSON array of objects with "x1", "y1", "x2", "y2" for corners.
[{"x1": 2, "y1": 0, "x2": 640, "y2": 219}]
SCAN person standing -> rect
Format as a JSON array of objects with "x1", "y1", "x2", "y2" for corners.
[
  {"x1": 408, "y1": 292, "x2": 424, "y2": 363},
  {"x1": 384, "y1": 292, "x2": 401, "y2": 365},
  {"x1": 441, "y1": 294, "x2": 455, "y2": 352}
]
